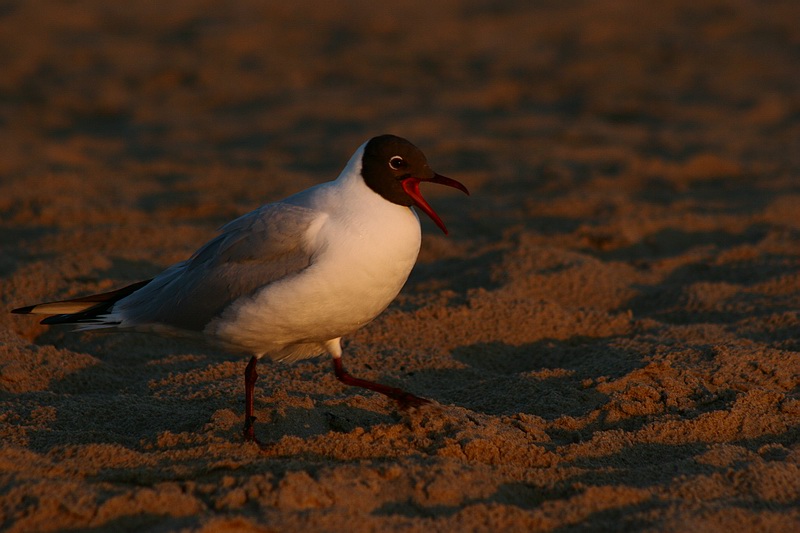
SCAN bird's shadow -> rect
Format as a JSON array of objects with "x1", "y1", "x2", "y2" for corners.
[{"x1": 410, "y1": 336, "x2": 642, "y2": 420}]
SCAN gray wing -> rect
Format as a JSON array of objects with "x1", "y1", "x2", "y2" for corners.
[{"x1": 114, "y1": 202, "x2": 325, "y2": 330}]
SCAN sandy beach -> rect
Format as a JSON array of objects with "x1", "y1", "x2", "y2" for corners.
[{"x1": 1, "y1": 0, "x2": 798, "y2": 531}]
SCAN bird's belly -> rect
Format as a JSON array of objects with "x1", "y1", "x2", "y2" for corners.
[{"x1": 207, "y1": 214, "x2": 421, "y2": 356}]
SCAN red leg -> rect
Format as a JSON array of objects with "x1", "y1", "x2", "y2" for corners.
[
  {"x1": 332, "y1": 357, "x2": 429, "y2": 408},
  {"x1": 243, "y1": 356, "x2": 260, "y2": 444}
]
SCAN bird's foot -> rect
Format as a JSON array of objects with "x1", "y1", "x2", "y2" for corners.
[
  {"x1": 243, "y1": 415, "x2": 262, "y2": 446},
  {"x1": 394, "y1": 391, "x2": 431, "y2": 410},
  {"x1": 332, "y1": 357, "x2": 431, "y2": 410}
]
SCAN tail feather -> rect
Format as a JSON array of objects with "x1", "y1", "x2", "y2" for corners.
[{"x1": 12, "y1": 279, "x2": 152, "y2": 325}]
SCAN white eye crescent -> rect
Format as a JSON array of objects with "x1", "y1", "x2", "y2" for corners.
[{"x1": 389, "y1": 156, "x2": 406, "y2": 170}]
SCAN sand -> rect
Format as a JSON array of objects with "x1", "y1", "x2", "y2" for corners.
[{"x1": 1, "y1": 0, "x2": 798, "y2": 531}]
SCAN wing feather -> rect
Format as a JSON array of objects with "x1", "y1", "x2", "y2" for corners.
[{"x1": 108, "y1": 202, "x2": 324, "y2": 330}]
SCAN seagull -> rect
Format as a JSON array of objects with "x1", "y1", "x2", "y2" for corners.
[{"x1": 12, "y1": 134, "x2": 469, "y2": 444}]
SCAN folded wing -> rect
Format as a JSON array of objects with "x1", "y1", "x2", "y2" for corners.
[{"x1": 14, "y1": 202, "x2": 325, "y2": 331}]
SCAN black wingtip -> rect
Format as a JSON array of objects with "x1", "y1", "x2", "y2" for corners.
[
  {"x1": 11, "y1": 305, "x2": 35, "y2": 314},
  {"x1": 40, "y1": 314, "x2": 70, "y2": 325}
]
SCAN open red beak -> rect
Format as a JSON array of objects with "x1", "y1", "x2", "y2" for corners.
[{"x1": 401, "y1": 173, "x2": 470, "y2": 234}]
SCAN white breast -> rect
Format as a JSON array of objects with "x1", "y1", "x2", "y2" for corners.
[{"x1": 206, "y1": 152, "x2": 422, "y2": 358}]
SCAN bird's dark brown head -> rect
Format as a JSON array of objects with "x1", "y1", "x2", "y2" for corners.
[{"x1": 361, "y1": 134, "x2": 469, "y2": 234}]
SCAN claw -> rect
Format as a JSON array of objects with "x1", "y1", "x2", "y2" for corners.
[{"x1": 395, "y1": 392, "x2": 430, "y2": 410}]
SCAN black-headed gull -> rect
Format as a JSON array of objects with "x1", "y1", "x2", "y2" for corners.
[{"x1": 13, "y1": 134, "x2": 469, "y2": 444}]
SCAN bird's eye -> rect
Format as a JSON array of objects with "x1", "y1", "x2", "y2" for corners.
[{"x1": 388, "y1": 156, "x2": 406, "y2": 170}]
